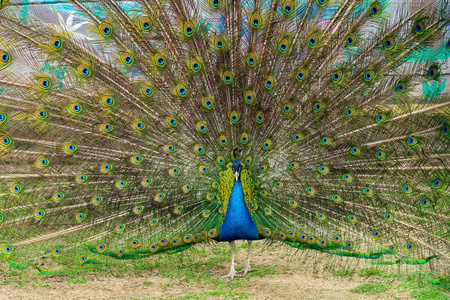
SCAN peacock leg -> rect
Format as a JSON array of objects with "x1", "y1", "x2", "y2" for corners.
[
  {"x1": 241, "y1": 240, "x2": 254, "y2": 275},
  {"x1": 223, "y1": 240, "x2": 237, "y2": 279}
]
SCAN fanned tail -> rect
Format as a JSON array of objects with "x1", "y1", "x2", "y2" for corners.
[{"x1": 0, "y1": 0, "x2": 449, "y2": 275}]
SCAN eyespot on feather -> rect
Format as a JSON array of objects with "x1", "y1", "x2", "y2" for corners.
[
  {"x1": 153, "y1": 53, "x2": 167, "y2": 68},
  {"x1": 34, "y1": 108, "x2": 48, "y2": 120},
  {"x1": 68, "y1": 102, "x2": 83, "y2": 115},
  {"x1": 208, "y1": 0, "x2": 222, "y2": 8},
  {"x1": 141, "y1": 177, "x2": 153, "y2": 187},
  {"x1": 100, "y1": 163, "x2": 113, "y2": 173},
  {"x1": 0, "y1": 135, "x2": 12, "y2": 148},
  {"x1": 264, "y1": 75, "x2": 276, "y2": 89},
  {"x1": 175, "y1": 84, "x2": 188, "y2": 97},
  {"x1": 98, "y1": 23, "x2": 113, "y2": 37},
  {"x1": 307, "y1": 33, "x2": 320, "y2": 49},
  {"x1": 76, "y1": 65, "x2": 92, "y2": 78},
  {"x1": 120, "y1": 53, "x2": 135, "y2": 66},
  {"x1": 278, "y1": 38, "x2": 290, "y2": 54},
  {"x1": 413, "y1": 19, "x2": 426, "y2": 35},
  {"x1": 183, "y1": 21, "x2": 196, "y2": 37},
  {"x1": 100, "y1": 95, "x2": 115, "y2": 107},
  {"x1": 0, "y1": 50, "x2": 12, "y2": 67},
  {"x1": 246, "y1": 52, "x2": 258, "y2": 67},
  {"x1": 296, "y1": 68, "x2": 308, "y2": 83},
  {"x1": 188, "y1": 58, "x2": 202, "y2": 72},
  {"x1": 282, "y1": 0, "x2": 295, "y2": 15},
  {"x1": 37, "y1": 77, "x2": 52, "y2": 90},
  {"x1": 213, "y1": 35, "x2": 227, "y2": 50},
  {"x1": 255, "y1": 111, "x2": 264, "y2": 124},
  {"x1": 345, "y1": 33, "x2": 357, "y2": 46},
  {"x1": 229, "y1": 110, "x2": 240, "y2": 124},
  {"x1": 138, "y1": 16, "x2": 152, "y2": 31},
  {"x1": 369, "y1": 1, "x2": 383, "y2": 17},
  {"x1": 250, "y1": 13, "x2": 263, "y2": 29},
  {"x1": 221, "y1": 70, "x2": 234, "y2": 84}
]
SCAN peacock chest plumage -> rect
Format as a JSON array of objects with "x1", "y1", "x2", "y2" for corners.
[
  {"x1": 0, "y1": 0, "x2": 449, "y2": 279},
  {"x1": 219, "y1": 158, "x2": 259, "y2": 242}
]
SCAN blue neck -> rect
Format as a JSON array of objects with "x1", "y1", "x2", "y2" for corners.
[{"x1": 219, "y1": 178, "x2": 259, "y2": 241}]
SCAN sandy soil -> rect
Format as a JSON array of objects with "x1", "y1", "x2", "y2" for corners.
[{"x1": 0, "y1": 242, "x2": 414, "y2": 300}]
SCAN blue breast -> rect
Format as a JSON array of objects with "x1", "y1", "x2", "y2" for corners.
[{"x1": 219, "y1": 179, "x2": 259, "y2": 241}]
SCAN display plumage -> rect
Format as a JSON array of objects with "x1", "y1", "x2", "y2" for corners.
[{"x1": 0, "y1": 0, "x2": 449, "y2": 279}]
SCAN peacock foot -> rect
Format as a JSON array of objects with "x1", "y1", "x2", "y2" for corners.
[
  {"x1": 239, "y1": 265, "x2": 255, "y2": 276},
  {"x1": 222, "y1": 269, "x2": 238, "y2": 279},
  {"x1": 223, "y1": 262, "x2": 237, "y2": 279}
]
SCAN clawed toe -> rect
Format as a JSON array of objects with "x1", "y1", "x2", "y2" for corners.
[
  {"x1": 222, "y1": 270, "x2": 238, "y2": 279},
  {"x1": 238, "y1": 266, "x2": 255, "y2": 276}
]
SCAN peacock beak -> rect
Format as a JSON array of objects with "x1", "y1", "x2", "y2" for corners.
[{"x1": 235, "y1": 171, "x2": 239, "y2": 181}]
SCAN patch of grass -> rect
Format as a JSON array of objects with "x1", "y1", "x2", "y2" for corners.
[
  {"x1": 160, "y1": 265, "x2": 217, "y2": 285},
  {"x1": 66, "y1": 276, "x2": 87, "y2": 284},
  {"x1": 247, "y1": 266, "x2": 278, "y2": 277},
  {"x1": 135, "y1": 289, "x2": 253, "y2": 300},
  {"x1": 161, "y1": 282, "x2": 172, "y2": 290},
  {"x1": 218, "y1": 278, "x2": 251, "y2": 289},
  {"x1": 407, "y1": 274, "x2": 450, "y2": 299},
  {"x1": 177, "y1": 290, "x2": 250, "y2": 300},
  {"x1": 411, "y1": 288, "x2": 449, "y2": 300},
  {"x1": 143, "y1": 280, "x2": 153, "y2": 286},
  {"x1": 6, "y1": 270, "x2": 22, "y2": 277},
  {"x1": 32, "y1": 280, "x2": 50, "y2": 288},
  {"x1": 334, "y1": 268, "x2": 356, "y2": 277},
  {"x1": 350, "y1": 282, "x2": 392, "y2": 294},
  {"x1": 385, "y1": 271, "x2": 450, "y2": 299},
  {"x1": 16, "y1": 279, "x2": 29, "y2": 286},
  {"x1": 358, "y1": 267, "x2": 384, "y2": 277},
  {"x1": 351, "y1": 270, "x2": 449, "y2": 298},
  {"x1": 172, "y1": 289, "x2": 252, "y2": 300}
]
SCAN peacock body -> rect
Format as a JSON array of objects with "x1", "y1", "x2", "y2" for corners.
[{"x1": 0, "y1": 0, "x2": 449, "y2": 278}]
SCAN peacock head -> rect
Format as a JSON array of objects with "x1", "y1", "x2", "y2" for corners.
[
  {"x1": 232, "y1": 160, "x2": 243, "y2": 180},
  {"x1": 232, "y1": 148, "x2": 243, "y2": 180}
]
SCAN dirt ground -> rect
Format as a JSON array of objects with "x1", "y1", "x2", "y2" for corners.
[{"x1": 0, "y1": 242, "x2": 426, "y2": 300}]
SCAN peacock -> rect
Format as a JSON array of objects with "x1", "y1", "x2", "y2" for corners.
[{"x1": 0, "y1": 0, "x2": 449, "y2": 280}]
